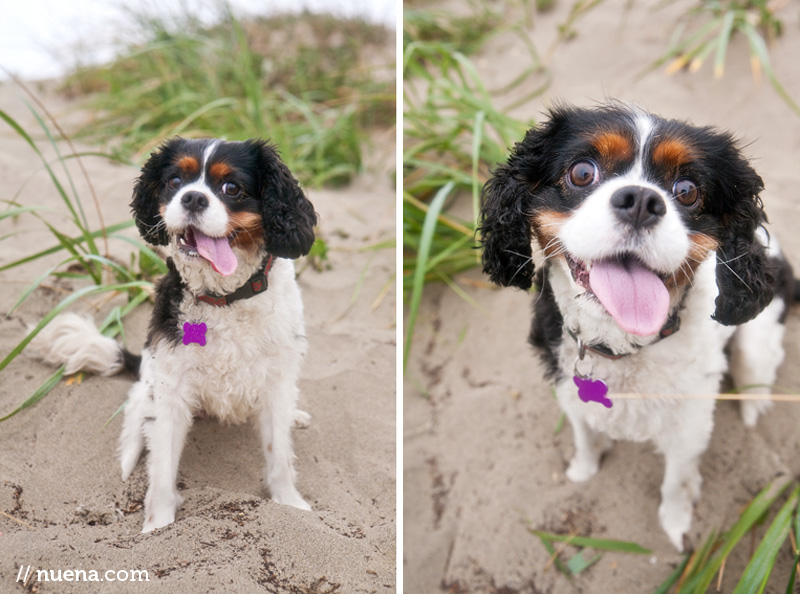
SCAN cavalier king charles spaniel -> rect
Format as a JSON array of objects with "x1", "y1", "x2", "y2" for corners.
[
  {"x1": 32, "y1": 138, "x2": 317, "y2": 532},
  {"x1": 480, "y1": 103, "x2": 796, "y2": 550}
]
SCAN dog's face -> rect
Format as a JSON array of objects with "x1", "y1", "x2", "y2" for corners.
[
  {"x1": 131, "y1": 137, "x2": 317, "y2": 279},
  {"x1": 480, "y1": 104, "x2": 773, "y2": 333}
]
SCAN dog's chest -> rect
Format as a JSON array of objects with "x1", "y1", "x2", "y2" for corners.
[
  {"x1": 154, "y1": 294, "x2": 299, "y2": 423},
  {"x1": 555, "y1": 323, "x2": 729, "y2": 441}
]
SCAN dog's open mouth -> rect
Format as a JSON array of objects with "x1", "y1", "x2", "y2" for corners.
[
  {"x1": 178, "y1": 226, "x2": 238, "y2": 276},
  {"x1": 565, "y1": 253, "x2": 670, "y2": 337}
]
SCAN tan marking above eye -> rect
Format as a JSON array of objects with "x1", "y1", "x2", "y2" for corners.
[
  {"x1": 653, "y1": 139, "x2": 694, "y2": 169},
  {"x1": 591, "y1": 132, "x2": 634, "y2": 162},
  {"x1": 176, "y1": 156, "x2": 199, "y2": 174},
  {"x1": 210, "y1": 162, "x2": 233, "y2": 178}
]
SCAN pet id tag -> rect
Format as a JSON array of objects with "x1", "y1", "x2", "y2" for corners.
[
  {"x1": 573, "y1": 338, "x2": 612, "y2": 408},
  {"x1": 573, "y1": 375, "x2": 612, "y2": 408},
  {"x1": 183, "y1": 322, "x2": 207, "y2": 346}
]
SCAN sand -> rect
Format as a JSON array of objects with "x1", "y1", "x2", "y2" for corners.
[
  {"x1": 403, "y1": 0, "x2": 800, "y2": 592},
  {"x1": 0, "y1": 81, "x2": 396, "y2": 592}
]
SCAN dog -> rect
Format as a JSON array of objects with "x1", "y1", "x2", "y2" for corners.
[
  {"x1": 31, "y1": 137, "x2": 318, "y2": 532},
  {"x1": 479, "y1": 103, "x2": 796, "y2": 550}
]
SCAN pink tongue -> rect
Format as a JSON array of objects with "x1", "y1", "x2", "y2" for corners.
[
  {"x1": 589, "y1": 259, "x2": 669, "y2": 336},
  {"x1": 193, "y1": 229, "x2": 238, "y2": 276}
]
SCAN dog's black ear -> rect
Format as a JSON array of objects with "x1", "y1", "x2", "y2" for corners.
[
  {"x1": 253, "y1": 140, "x2": 317, "y2": 259},
  {"x1": 131, "y1": 140, "x2": 175, "y2": 246},
  {"x1": 479, "y1": 115, "x2": 563, "y2": 289},
  {"x1": 710, "y1": 138, "x2": 773, "y2": 325}
]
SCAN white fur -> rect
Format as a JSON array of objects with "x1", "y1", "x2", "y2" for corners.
[
  {"x1": 532, "y1": 125, "x2": 787, "y2": 549},
  {"x1": 29, "y1": 313, "x2": 123, "y2": 376},
  {"x1": 120, "y1": 258, "x2": 311, "y2": 532}
]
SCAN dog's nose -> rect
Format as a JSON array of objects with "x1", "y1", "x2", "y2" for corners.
[
  {"x1": 610, "y1": 186, "x2": 666, "y2": 229},
  {"x1": 181, "y1": 191, "x2": 209, "y2": 213}
]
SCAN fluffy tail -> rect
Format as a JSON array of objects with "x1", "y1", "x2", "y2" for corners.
[{"x1": 29, "y1": 313, "x2": 140, "y2": 377}]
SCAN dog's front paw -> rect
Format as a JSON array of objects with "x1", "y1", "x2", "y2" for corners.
[
  {"x1": 659, "y1": 496, "x2": 694, "y2": 552},
  {"x1": 741, "y1": 399, "x2": 773, "y2": 428},
  {"x1": 272, "y1": 486, "x2": 311, "y2": 511},
  {"x1": 141, "y1": 492, "x2": 183, "y2": 533},
  {"x1": 293, "y1": 409, "x2": 312, "y2": 429},
  {"x1": 565, "y1": 457, "x2": 599, "y2": 483},
  {"x1": 142, "y1": 508, "x2": 176, "y2": 533}
]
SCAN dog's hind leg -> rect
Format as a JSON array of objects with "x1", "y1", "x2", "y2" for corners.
[
  {"x1": 729, "y1": 298, "x2": 786, "y2": 427},
  {"x1": 119, "y1": 381, "x2": 149, "y2": 482}
]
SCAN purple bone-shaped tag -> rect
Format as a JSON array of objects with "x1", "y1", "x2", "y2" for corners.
[
  {"x1": 573, "y1": 375, "x2": 612, "y2": 408},
  {"x1": 182, "y1": 322, "x2": 207, "y2": 346}
]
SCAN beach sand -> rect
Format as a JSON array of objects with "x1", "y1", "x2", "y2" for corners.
[
  {"x1": 404, "y1": 1, "x2": 800, "y2": 591},
  {"x1": 0, "y1": 81, "x2": 396, "y2": 593}
]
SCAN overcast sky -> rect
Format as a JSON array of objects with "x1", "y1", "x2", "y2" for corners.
[{"x1": 0, "y1": 0, "x2": 396, "y2": 81}]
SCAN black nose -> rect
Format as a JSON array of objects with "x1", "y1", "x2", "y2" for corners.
[
  {"x1": 181, "y1": 191, "x2": 209, "y2": 213},
  {"x1": 610, "y1": 186, "x2": 666, "y2": 229}
]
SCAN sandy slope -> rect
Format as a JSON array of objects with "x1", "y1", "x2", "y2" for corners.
[
  {"x1": 404, "y1": 1, "x2": 800, "y2": 592},
  {"x1": 0, "y1": 82, "x2": 396, "y2": 593}
]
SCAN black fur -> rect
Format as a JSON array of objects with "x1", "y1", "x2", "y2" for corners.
[
  {"x1": 119, "y1": 349, "x2": 142, "y2": 376},
  {"x1": 130, "y1": 137, "x2": 318, "y2": 258},
  {"x1": 481, "y1": 103, "x2": 775, "y2": 326},
  {"x1": 131, "y1": 139, "x2": 185, "y2": 246},
  {"x1": 479, "y1": 115, "x2": 567, "y2": 290},
  {"x1": 146, "y1": 258, "x2": 186, "y2": 348},
  {"x1": 251, "y1": 140, "x2": 318, "y2": 259},
  {"x1": 529, "y1": 268, "x2": 564, "y2": 380}
]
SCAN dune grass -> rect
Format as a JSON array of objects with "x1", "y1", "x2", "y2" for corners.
[
  {"x1": 643, "y1": 0, "x2": 800, "y2": 117},
  {"x1": 0, "y1": 98, "x2": 163, "y2": 422},
  {"x1": 0, "y1": 6, "x2": 394, "y2": 421},
  {"x1": 402, "y1": 2, "x2": 547, "y2": 368},
  {"x1": 63, "y1": 7, "x2": 395, "y2": 187},
  {"x1": 532, "y1": 479, "x2": 800, "y2": 591}
]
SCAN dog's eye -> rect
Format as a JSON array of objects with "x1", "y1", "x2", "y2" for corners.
[
  {"x1": 673, "y1": 178, "x2": 699, "y2": 207},
  {"x1": 168, "y1": 177, "x2": 182, "y2": 190},
  {"x1": 567, "y1": 160, "x2": 598, "y2": 188},
  {"x1": 222, "y1": 182, "x2": 241, "y2": 197}
]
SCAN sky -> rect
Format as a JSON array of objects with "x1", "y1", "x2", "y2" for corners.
[{"x1": 0, "y1": 0, "x2": 397, "y2": 81}]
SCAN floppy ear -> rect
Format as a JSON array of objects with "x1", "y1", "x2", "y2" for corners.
[
  {"x1": 479, "y1": 119, "x2": 560, "y2": 290},
  {"x1": 253, "y1": 140, "x2": 317, "y2": 259},
  {"x1": 131, "y1": 140, "x2": 175, "y2": 246},
  {"x1": 710, "y1": 142, "x2": 774, "y2": 326}
]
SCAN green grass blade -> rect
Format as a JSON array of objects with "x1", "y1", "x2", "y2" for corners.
[
  {"x1": 0, "y1": 281, "x2": 152, "y2": 374},
  {"x1": 681, "y1": 479, "x2": 792, "y2": 592},
  {"x1": 654, "y1": 554, "x2": 691, "y2": 594},
  {"x1": 0, "y1": 205, "x2": 48, "y2": 220},
  {"x1": 530, "y1": 529, "x2": 652, "y2": 554},
  {"x1": 0, "y1": 366, "x2": 66, "y2": 422},
  {"x1": 471, "y1": 109, "x2": 486, "y2": 226},
  {"x1": 739, "y1": 22, "x2": 800, "y2": 118},
  {"x1": 733, "y1": 486, "x2": 800, "y2": 594},
  {"x1": 713, "y1": 10, "x2": 735, "y2": 79},
  {"x1": 0, "y1": 221, "x2": 134, "y2": 273},
  {"x1": 403, "y1": 181, "x2": 454, "y2": 371}
]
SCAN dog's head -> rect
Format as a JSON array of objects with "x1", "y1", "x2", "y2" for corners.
[
  {"x1": 131, "y1": 137, "x2": 317, "y2": 283},
  {"x1": 480, "y1": 103, "x2": 772, "y2": 335}
]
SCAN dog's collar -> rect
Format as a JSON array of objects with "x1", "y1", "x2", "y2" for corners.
[
  {"x1": 567, "y1": 311, "x2": 681, "y2": 360},
  {"x1": 194, "y1": 255, "x2": 275, "y2": 307}
]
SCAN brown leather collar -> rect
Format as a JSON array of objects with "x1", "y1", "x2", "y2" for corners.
[
  {"x1": 196, "y1": 255, "x2": 274, "y2": 307},
  {"x1": 567, "y1": 311, "x2": 681, "y2": 360}
]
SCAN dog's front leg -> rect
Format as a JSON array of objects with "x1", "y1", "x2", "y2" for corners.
[
  {"x1": 141, "y1": 389, "x2": 193, "y2": 533},
  {"x1": 655, "y1": 403, "x2": 713, "y2": 551},
  {"x1": 257, "y1": 375, "x2": 310, "y2": 511}
]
